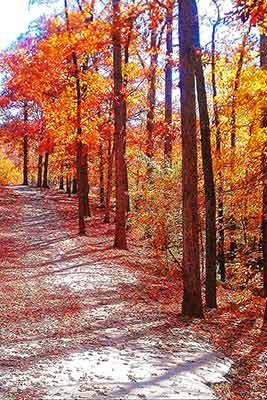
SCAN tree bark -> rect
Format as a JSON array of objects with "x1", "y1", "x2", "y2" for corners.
[
  {"x1": 122, "y1": 21, "x2": 132, "y2": 213},
  {"x1": 23, "y1": 103, "x2": 28, "y2": 186},
  {"x1": 42, "y1": 152, "x2": 49, "y2": 188},
  {"x1": 59, "y1": 176, "x2": 64, "y2": 190},
  {"x1": 179, "y1": 0, "x2": 203, "y2": 318},
  {"x1": 192, "y1": 0, "x2": 217, "y2": 309},
  {"x1": 64, "y1": 0, "x2": 86, "y2": 235},
  {"x1": 81, "y1": 148, "x2": 91, "y2": 217},
  {"x1": 66, "y1": 175, "x2": 71, "y2": 196},
  {"x1": 72, "y1": 177, "x2": 78, "y2": 194},
  {"x1": 104, "y1": 136, "x2": 115, "y2": 224},
  {"x1": 76, "y1": 140, "x2": 86, "y2": 233},
  {"x1": 99, "y1": 141, "x2": 105, "y2": 208},
  {"x1": 112, "y1": 0, "x2": 128, "y2": 249},
  {"x1": 37, "y1": 154, "x2": 43, "y2": 187}
]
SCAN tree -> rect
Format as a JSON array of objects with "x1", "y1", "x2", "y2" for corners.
[
  {"x1": 179, "y1": 0, "x2": 203, "y2": 318},
  {"x1": 37, "y1": 154, "x2": 43, "y2": 187},
  {"x1": 42, "y1": 151, "x2": 49, "y2": 188},
  {"x1": 64, "y1": 0, "x2": 86, "y2": 235},
  {"x1": 23, "y1": 102, "x2": 29, "y2": 186},
  {"x1": 112, "y1": 0, "x2": 128, "y2": 249},
  {"x1": 192, "y1": 0, "x2": 217, "y2": 309}
]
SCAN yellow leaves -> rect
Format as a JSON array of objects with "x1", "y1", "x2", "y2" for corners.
[
  {"x1": 247, "y1": 127, "x2": 267, "y2": 157},
  {"x1": 54, "y1": 17, "x2": 61, "y2": 28},
  {"x1": 0, "y1": 153, "x2": 20, "y2": 185}
]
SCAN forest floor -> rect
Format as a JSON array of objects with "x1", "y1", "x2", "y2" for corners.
[{"x1": 0, "y1": 186, "x2": 266, "y2": 400}]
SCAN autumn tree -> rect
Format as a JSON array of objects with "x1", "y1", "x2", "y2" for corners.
[
  {"x1": 192, "y1": 0, "x2": 217, "y2": 309},
  {"x1": 112, "y1": 0, "x2": 128, "y2": 249}
]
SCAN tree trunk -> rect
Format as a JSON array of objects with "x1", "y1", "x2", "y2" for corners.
[
  {"x1": 122, "y1": 21, "x2": 132, "y2": 213},
  {"x1": 66, "y1": 176, "x2": 71, "y2": 196},
  {"x1": 82, "y1": 148, "x2": 91, "y2": 217},
  {"x1": 164, "y1": 2, "x2": 173, "y2": 169},
  {"x1": 211, "y1": 1, "x2": 225, "y2": 282},
  {"x1": 104, "y1": 136, "x2": 115, "y2": 224},
  {"x1": 37, "y1": 154, "x2": 43, "y2": 187},
  {"x1": 59, "y1": 175, "x2": 64, "y2": 190},
  {"x1": 179, "y1": 0, "x2": 203, "y2": 318},
  {"x1": 42, "y1": 152, "x2": 49, "y2": 188},
  {"x1": 260, "y1": 34, "x2": 267, "y2": 301},
  {"x1": 99, "y1": 141, "x2": 105, "y2": 208},
  {"x1": 59, "y1": 163, "x2": 64, "y2": 190},
  {"x1": 72, "y1": 177, "x2": 78, "y2": 194},
  {"x1": 64, "y1": 0, "x2": 86, "y2": 235},
  {"x1": 76, "y1": 141, "x2": 86, "y2": 234},
  {"x1": 192, "y1": 0, "x2": 217, "y2": 309},
  {"x1": 112, "y1": 0, "x2": 128, "y2": 249},
  {"x1": 23, "y1": 104, "x2": 28, "y2": 186}
]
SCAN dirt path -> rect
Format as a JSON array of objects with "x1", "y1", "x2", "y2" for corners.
[{"x1": 0, "y1": 186, "x2": 231, "y2": 400}]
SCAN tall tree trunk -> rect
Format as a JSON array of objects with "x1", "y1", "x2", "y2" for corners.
[
  {"x1": 99, "y1": 141, "x2": 105, "y2": 208},
  {"x1": 260, "y1": 34, "x2": 267, "y2": 304},
  {"x1": 59, "y1": 163, "x2": 64, "y2": 190},
  {"x1": 211, "y1": 0, "x2": 225, "y2": 282},
  {"x1": 112, "y1": 0, "x2": 128, "y2": 249},
  {"x1": 64, "y1": 0, "x2": 86, "y2": 235},
  {"x1": 59, "y1": 176, "x2": 64, "y2": 190},
  {"x1": 37, "y1": 154, "x2": 43, "y2": 187},
  {"x1": 164, "y1": 2, "x2": 173, "y2": 169},
  {"x1": 82, "y1": 148, "x2": 91, "y2": 217},
  {"x1": 179, "y1": 0, "x2": 203, "y2": 318},
  {"x1": 77, "y1": 140, "x2": 86, "y2": 233},
  {"x1": 122, "y1": 21, "x2": 132, "y2": 213},
  {"x1": 104, "y1": 136, "x2": 115, "y2": 224},
  {"x1": 192, "y1": 0, "x2": 217, "y2": 309},
  {"x1": 23, "y1": 103, "x2": 28, "y2": 186},
  {"x1": 66, "y1": 175, "x2": 71, "y2": 196},
  {"x1": 72, "y1": 177, "x2": 78, "y2": 194},
  {"x1": 42, "y1": 152, "x2": 49, "y2": 188}
]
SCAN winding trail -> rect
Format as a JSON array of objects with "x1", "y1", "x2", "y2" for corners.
[{"x1": 0, "y1": 186, "x2": 231, "y2": 400}]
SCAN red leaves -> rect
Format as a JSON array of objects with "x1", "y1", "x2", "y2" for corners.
[
  {"x1": 0, "y1": 96, "x2": 10, "y2": 108},
  {"x1": 236, "y1": 0, "x2": 267, "y2": 26}
]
